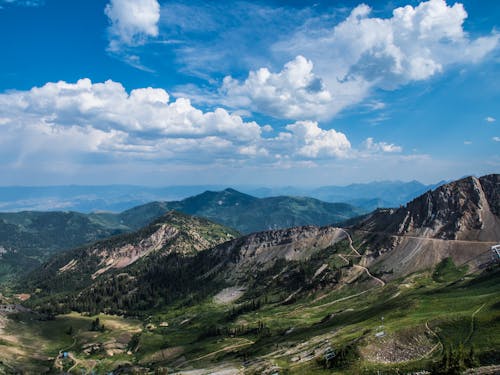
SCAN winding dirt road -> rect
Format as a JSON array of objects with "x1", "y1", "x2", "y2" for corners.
[{"x1": 339, "y1": 228, "x2": 385, "y2": 286}]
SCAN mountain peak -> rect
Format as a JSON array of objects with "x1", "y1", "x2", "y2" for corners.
[{"x1": 358, "y1": 174, "x2": 500, "y2": 242}]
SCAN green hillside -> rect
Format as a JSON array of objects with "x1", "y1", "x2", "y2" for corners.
[
  {"x1": 160, "y1": 188, "x2": 362, "y2": 234},
  {"x1": 0, "y1": 189, "x2": 362, "y2": 282},
  {"x1": 5, "y1": 242, "x2": 500, "y2": 374}
]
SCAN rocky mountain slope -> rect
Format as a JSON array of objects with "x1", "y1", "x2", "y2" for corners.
[
  {"x1": 0, "y1": 211, "x2": 129, "y2": 282},
  {"x1": 0, "y1": 189, "x2": 361, "y2": 282},
  {"x1": 352, "y1": 174, "x2": 500, "y2": 278},
  {"x1": 25, "y1": 212, "x2": 238, "y2": 296},
  {"x1": 23, "y1": 175, "x2": 499, "y2": 316}
]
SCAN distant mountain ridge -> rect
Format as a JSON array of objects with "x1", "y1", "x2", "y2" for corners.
[
  {"x1": 0, "y1": 189, "x2": 361, "y2": 282},
  {"x1": 0, "y1": 180, "x2": 444, "y2": 213},
  {"x1": 124, "y1": 188, "x2": 362, "y2": 234},
  {"x1": 22, "y1": 174, "x2": 499, "y2": 317}
]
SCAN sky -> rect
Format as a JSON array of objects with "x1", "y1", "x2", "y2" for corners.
[{"x1": 0, "y1": 0, "x2": 498, "y2": 186}]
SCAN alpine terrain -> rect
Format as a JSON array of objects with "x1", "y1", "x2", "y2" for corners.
[{"x1": 0, "y1": 174, "x2": 498, "y2": 374}]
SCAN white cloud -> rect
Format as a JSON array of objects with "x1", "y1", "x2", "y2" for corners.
[
  {"x1": 280, "y1": 0, "x2": 498, "y2": 87},
  {"x1": 363, "y1": 138, "x2": 403, "y2": 153},
  {"x1": 0, "y1": 79, "x2": 267, "y2": 165},
  {"x1": 221, "y1": 56, "x2": 333, "y2": 120},
  {"x1": 493, "y1": 137, "x2": 500, "y2": 142},
  {"x1": 486, "y1": 116, "x2": 496, "y2": 123},
  {"x1": 0, "y1": 78, "x2": 262, "y2": 142},
  {"x1": 278, "y1": 121, "x2": 351, "y2": 158},
  {"x1": 0, "y1": 79, "x2": 411, "y2": 178},
  {"x1": 105, "y1": 0, "x2": 160, "y2": 51},
  {"x1": 223, "y1": 0, "x2": 499, "y2": 120},
  {"x1": 464, "y1": 141, "x2": 472, "y2": 145}
]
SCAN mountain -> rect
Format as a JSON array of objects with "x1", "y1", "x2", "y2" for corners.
[
  {"x1": 23, "y1": 220, "x2": 349, "y2": 317},
  {"x1": 6, "y1": 175, "x2": 500, "y2": 373},
  {"x1": 156, "y1": 188, "x2": 362, "y2": 234},
  {"x1": 0, "y1": 185, "x2": 226, "y2": 212},
  {"x1": 350, "y1": 174, "x2": 500, "y2": 278},
  {"x1": 0, "y1": 189, "x2": 361, "y2": 282},
  {"x1": 25, "y1": 211, "x2": 238, "y2": 298},
  {"x1": 0, "y1": 211, "x2": 129, "y2": 283},
  {"x1": 244, "y1": 180, "x2": 447, "y2": 209},
  {"x1": 310, "y1": 180, "x2": 447, "y2": 209},
  {"x1": 24, "y1": 175, "x2": 499, "y2": 315},
  {"x1": 0, "y1": 180, "x2": 444, "y2": 213}
]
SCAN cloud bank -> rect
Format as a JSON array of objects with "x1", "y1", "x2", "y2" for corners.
[
  {"x1": 220, "y1": 0, "x2": 499, "y2": 120},
  {"x1": 0, "y1": 79, "x2": 403, "y2": 171}
]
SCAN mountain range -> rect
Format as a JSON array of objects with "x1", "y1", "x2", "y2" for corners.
[
  {"x1": 23, "y1": 175, "x2": 499, "y2": 315},
  {"x1": 0, "y1": 174, "x2": 498, "y2": 374},
  {"x1": 0, "y1": 189, "x2": 361, "y2": 282},
  {"x1": 0, "y1": 180, "x2": 444, "y2": 213}
]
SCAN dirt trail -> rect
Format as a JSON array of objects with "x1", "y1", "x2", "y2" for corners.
[
  {"x1": 423, "y1": 321, "x2": 443, "y2": 358},
  {"x1": 339, "y1": 228, "x2": 385, "y2": 286},
  {"x1": 183, "y1": 338, "x2": 254, "y2": 364},
  {"x1": 466, "y1": 303, "x2": 486, "y2": 343},
  {"x1": 355, "y1": 230, "x2": 498, "y2": 245},
  {"x1": 338, "y1": 228, "x2": 361, "y2": 257},
  {"x1": 353, "y1": 265, "x2": 385, "y2": 286},
  {"x1": 308, "y1": 289, "x2": 372, "y2": 311}
]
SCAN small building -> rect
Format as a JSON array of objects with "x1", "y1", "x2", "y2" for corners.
[
  {"x1": 324, "y1": 346, "x2": 336, "y2": 361},
  {"x1": 492, "y1": 245, "x2": 500, "y2": 262}
]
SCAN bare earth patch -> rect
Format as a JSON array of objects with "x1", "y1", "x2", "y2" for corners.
[
  {"x1": 213, "y1": 287, "x2": 245, "y2": 304},
  {"x1": 361, "y1": 328, "x2": 435, "y2": 363}
]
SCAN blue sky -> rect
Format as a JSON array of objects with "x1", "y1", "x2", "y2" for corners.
[{"x1": 0, "y1": 0, "x2": 498, "y2": 186}]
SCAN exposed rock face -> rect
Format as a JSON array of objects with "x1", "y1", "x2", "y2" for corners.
[
  {"x1": 91, "y1": 224, "x2": 180, "y2": 278},
  {"x1": 357, "y1": 175, "x2": 500, "y2": 241},
  {"x1": 88, "y1": 212, "x2": 238, "y2": 275},
  {"x1": 29, "y1": 211, "x2": 239, "y2": 292},
  {"x1": 207, "y1": 225, "x2": 344, "y2": 282},
  {"x1": 354, "y1": 175, "x2": 500, "y2": 278}
]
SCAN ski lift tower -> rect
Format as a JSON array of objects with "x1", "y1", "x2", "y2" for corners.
[{"x1": 492, "y1": 245, "x2": 500, "y2": 263}]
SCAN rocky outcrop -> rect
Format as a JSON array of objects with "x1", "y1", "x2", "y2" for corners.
[
  {"x1": 206, "y1": 225, "x2": 345, "y2": 283},
  {"x1": 356, "y1": 175, "x2": 500, "y2": 241},
  {"x1": 27, "y1": 211, "x2": 239, "y2": 293},
  {"x1": 353, "y1": 174, "x2": 500, "y2": 278}
]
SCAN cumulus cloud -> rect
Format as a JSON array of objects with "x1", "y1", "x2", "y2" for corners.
[
  {"x1": 493, "y1": 137, "x2": 500, "y2": 142},
  {"x1": 0, "y1": 79, "x2": 262, "y2": 142},
  {"x1": 221, "y1": 56, "x2": 333, "y2": 120},
  {"x1": 279, "y1": 121, "x2": 351, "y2": 158},
  {"x1": 221, "y1": 0, "x2": 498, "y2": 120},
  {"x1": 105, "y1": 0, "x2": 160, "y2": 51},
  {"x1": 1, "y1": 79, "x2": 404, "y2": 171},
  {"x1": 363, "y1": 138, "x2": 403, "y2": 153},
  {"x1": 0, "y1": 79, "x2": 268, "y2": 167},
  {"x1": 486, "y1": 116, "x2": 496, "y2": 123}
]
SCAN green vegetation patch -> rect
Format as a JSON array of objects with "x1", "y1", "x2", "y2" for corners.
[{"x1": 433, "y1": 257, "x2": 468, "y2": 283}]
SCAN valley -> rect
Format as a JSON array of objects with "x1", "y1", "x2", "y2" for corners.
[
  {"x1": 0, "y1": 175, "x2": 498, "y2": 374},
  {"x1": 2, "y1": 0, "x2": 499, "y2": 373}
]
